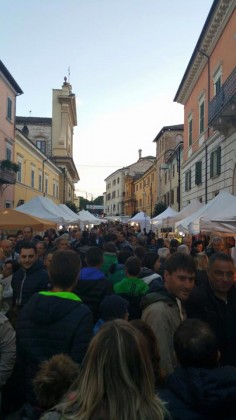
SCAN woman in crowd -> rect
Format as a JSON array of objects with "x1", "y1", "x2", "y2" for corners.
[
  {"x1": 194, "y1": 252, "x2": 208, "y2": 286},
  {"x1": 41, "y1": 320, "x2": 169, "y2": 420}
]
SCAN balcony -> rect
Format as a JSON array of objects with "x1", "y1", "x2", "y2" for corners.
[
  {"x1": 0, "y1": 160, "x2": 18, "y2": 184},
  {"x1": 208, "y1": 68, "x2": 236, "y2": 134}
]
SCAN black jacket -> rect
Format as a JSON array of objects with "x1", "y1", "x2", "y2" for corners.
[
  {"x1": 159, "y1": 366, "x2": 236, "y2": 420},
  {"x1": 74, "y1": 267, "x2": 113, "y2": 323},
  {"x1": 16, "y1": 291, "x2": 93, "y2": 402},
  {"x1": 186, "y1": 281, "x2": 236, "y2": 366},
  {"x1": 12, "y1": 260, "x2": 50, "y2": 307}
]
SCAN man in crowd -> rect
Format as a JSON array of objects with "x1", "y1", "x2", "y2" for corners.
[
  {"x1": 15, "y1": 227, "x2": 35, "y2": 253},
  {"x1": 186, "y1": 252, "x2": 236, "y2": 366},
  {"x1": 74, "y1": 246, "x2": 113, "y2": 322},
  {"x1": 160, "y1": 319, "x2": 236, "y2": 419},
  {"x1": 12, "y1": 242, "x2": 50, "y2": 311},
  {"x1": 142, "y1": 252, "x2": 196, "y2": 375},
  {"x1": 16, "y1": 249, "x2": 93, "y2": 405},
  {"x1": 0, "y1": 240, "x2": 19, "y2": 270}
]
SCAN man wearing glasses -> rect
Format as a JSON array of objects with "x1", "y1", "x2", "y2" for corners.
[{"x1": 186, "y1": 252, "x2": 236, "y2": 366}]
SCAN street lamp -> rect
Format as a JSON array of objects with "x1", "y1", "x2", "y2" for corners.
[
  {"x1": 163, "y1": 143, "x2": 183, "y2": 212},
  {"x1": 143, "y1": 183, "x2": 153, "y2": 218}
]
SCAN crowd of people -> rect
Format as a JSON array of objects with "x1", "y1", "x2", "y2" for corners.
[{"x1": 0, "y1": 223, "x2": 236, "y2": 419}]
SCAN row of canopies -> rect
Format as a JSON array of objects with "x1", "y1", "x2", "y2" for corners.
[
  {"x1": 0, "y1": 196, "x2": 103, "y2": 230},
  {"x1": 128, "y1": 192, "x2": 236, "y2": 236}
]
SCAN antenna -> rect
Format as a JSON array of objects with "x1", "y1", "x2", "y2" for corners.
[{"x1": 68, "y1": 66, "x2": 70, "y2": 83}]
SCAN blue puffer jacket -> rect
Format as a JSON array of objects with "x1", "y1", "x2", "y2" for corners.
[
  {"x1": 12, "y1": 260, "x2": 50, "y2": 307},
  {"x1": 159, "y1": 366, "x2": 236, "y2": 420},
  {"x1": 16, "y1": 291, "x2": 93, "y2": 403}
]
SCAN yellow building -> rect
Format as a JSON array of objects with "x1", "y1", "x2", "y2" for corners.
[
  {"x1": 14, "y1": 129, "x2": 61, "y2": 207},
  {"x1": 133, "y1": 164, "x2": 157, "y2": 217}
]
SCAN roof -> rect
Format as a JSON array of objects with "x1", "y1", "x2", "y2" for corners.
[
  {"x1": 174, "y1": 0, "x2": 219, "y2": 102},
  {"x1": 153, "y1": 124, "x2": 184, "y2": 143},
  {"x1": 16, "y1": 116, "x2": 52, "y2": 124},
  {"x1": 0, "y1": 60, "x2": 23, "y2": 94}
]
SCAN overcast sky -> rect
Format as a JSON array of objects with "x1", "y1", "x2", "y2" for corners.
[{"x1": 2, "y1": 0, "x2": 213, "y2": 199}]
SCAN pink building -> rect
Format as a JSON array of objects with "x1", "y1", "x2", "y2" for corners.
[{"x1": 0, "y1": 61, "x2": 23, "y2": 208}]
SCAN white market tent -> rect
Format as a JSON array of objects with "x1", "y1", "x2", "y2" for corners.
[
  {"x1": 58, "y1": 204, "x2": 80, "y2": 223},
  {"x1": 176, "y1": 191, "x2": 236, "y2": 235},
  {"x1": 75, "y1": 209, "x2": 102, "y2": 230},
  {"x1": 151, "y1": 206, "x2": 178, "y2": 226},
  {"x1": 16, "y1": 196, "x2": 72, "y2": 224},
  {"x1": 163, "y1": 199, "x2": 203, "y2": 225},
  {"x1": 129, "y1": 211, "x2": 151, "y2": 232},
  {"x1": 199, "y1": 192, "x2": 236, "y2": 236}
]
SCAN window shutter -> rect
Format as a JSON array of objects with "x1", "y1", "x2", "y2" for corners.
[
  {"x1": 189, "y1": 169, "x2": 191, "y2": 190},
  {"x1": 195, "y1": 161, "x2": 202, "y2": 185},
  {"x1": 217, "y1": 146, "x2": 221, "y2": 175},
  {"x1": 185, "y1": 172, "x2": 188, "y2": 191},
  {"x1": 210, "y1": 153, "x2": 213, "y2": 178}
]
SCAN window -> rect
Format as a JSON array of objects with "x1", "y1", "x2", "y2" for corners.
[
  {"x1": 17, "y1": 162, "x2": 22, "y2": 182},
  {"x1": 7, "y1": 97, "x2": 12, "y2": 121},
  {"x1": 117, "y1": 177, "x2": 120, "y2": 184},
  {"x1": 113, "y1": 204, "x2": 116, "y2": 211},
  {"x1": 195, "y1": 161, "x2": 202, "y2": 185},
  {"x1": 45, "y1": 177, "x2": 48, "y2": 194},
  {"x1": 185, "y1": 169, "x2": 191, "y2": 191},
  {"x1": 5, "y1": 201, "x2": 12, "y2": 208},
  {"x1": 167, "y1": 192, "x2": 170, "y2": 206},
  {"x1": 136, "y1": 185, "x2": 138, "y2": 191},
  {"x1": 171, "y1": 189, "x2": 174, "y2": 205},
  {"x1": 165, "y1": 172, "x2": 168, "y2": 185},
  {"x1": 107, "y1": 193, "x2": 111, "y2": 200},
  {"x1": 172, "y1": 164, "x2": 175, "y2": 178},
  {"x1": 53, "y1": 183, "x2": 56, "y2": 197},
  {"x1": 188, "y1": 114, "x2": 193, "y2": 146},
  {"x1": 210, "y1": 147, "x2": 221, "y2": 178},
  {"x1": 199, "y1": 96, "x2": 205, "y2": 134},
  {"x1": 6, "y1": 147, "x2": 12, "y2": 160},
  {"x1": 56, "y1": 185, "x2": 59, "y2": 198},
  {"x1": 36, "y1": 140, "x2": 46, "y2": 154},
  {"x1": 39, "y1": 174, "x2": 42, "y2": 192},
  {"x1": 213, "y1": 66, "x2": 222, "y2": 95},
  {"x1": 139, "y1": 199, "x2": 142, "y2": 207},
  {"x1": 112, "y1": 191, "x2": 116, "y2": 198},
  {"x1": 31, "y1": 170, "x2": 35, "y2": 188}
]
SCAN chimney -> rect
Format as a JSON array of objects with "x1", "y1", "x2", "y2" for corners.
[{"x1": 138, "y1": 149, "x2": 142, "y2": 159}]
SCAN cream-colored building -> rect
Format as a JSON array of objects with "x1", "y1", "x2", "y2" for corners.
[
  {"x1": 14, "y1": 129, "x2": 61, "y2": 206},
  {"x1": 153, "y1": 125, "x2": 184, "y2": 211},
  {"x1": 105, "y1": 150, "x2": 155, "y2": 216},
  {"x1": 16, "y1": 78, "x2": 79, "y2": 204}
]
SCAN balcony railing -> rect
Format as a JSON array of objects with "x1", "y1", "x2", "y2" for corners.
[
  {"x1": 0, "y1": 161, "x2": 18, "y2": 184},
  {"x1": 209, "y1": 68, "x2": 236, "y2": 129}
]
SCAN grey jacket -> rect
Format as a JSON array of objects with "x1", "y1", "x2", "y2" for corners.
[
  {"x1": 0, "y1": 312, "x2": 16, "y2": 387},
  {"x1": 141, "y1": 289, "x2": 185, "y2": 376}
]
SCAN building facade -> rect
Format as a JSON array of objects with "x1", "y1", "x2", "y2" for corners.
[
  {"x1": 153, "y1": 125, "x2": 184, "y2": 210},
  {"x1": 0, "y1": 61, "x2": 23, "y2": 208},
  {"x1": 105, "y1": 150, "x2": 155, "y2": 216},
  {"x1": 132, "y1": 164, "x2": 157, "y2": 216},
  {"x1": 174, "y1": 0, "x2": 236, "y2": 207},
  {"x1": 16, "y1": 78, "x2": 79, "y2": 205},
  {"x1": 14, "y1": 129, "x2": 61, "y2": 206}
]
